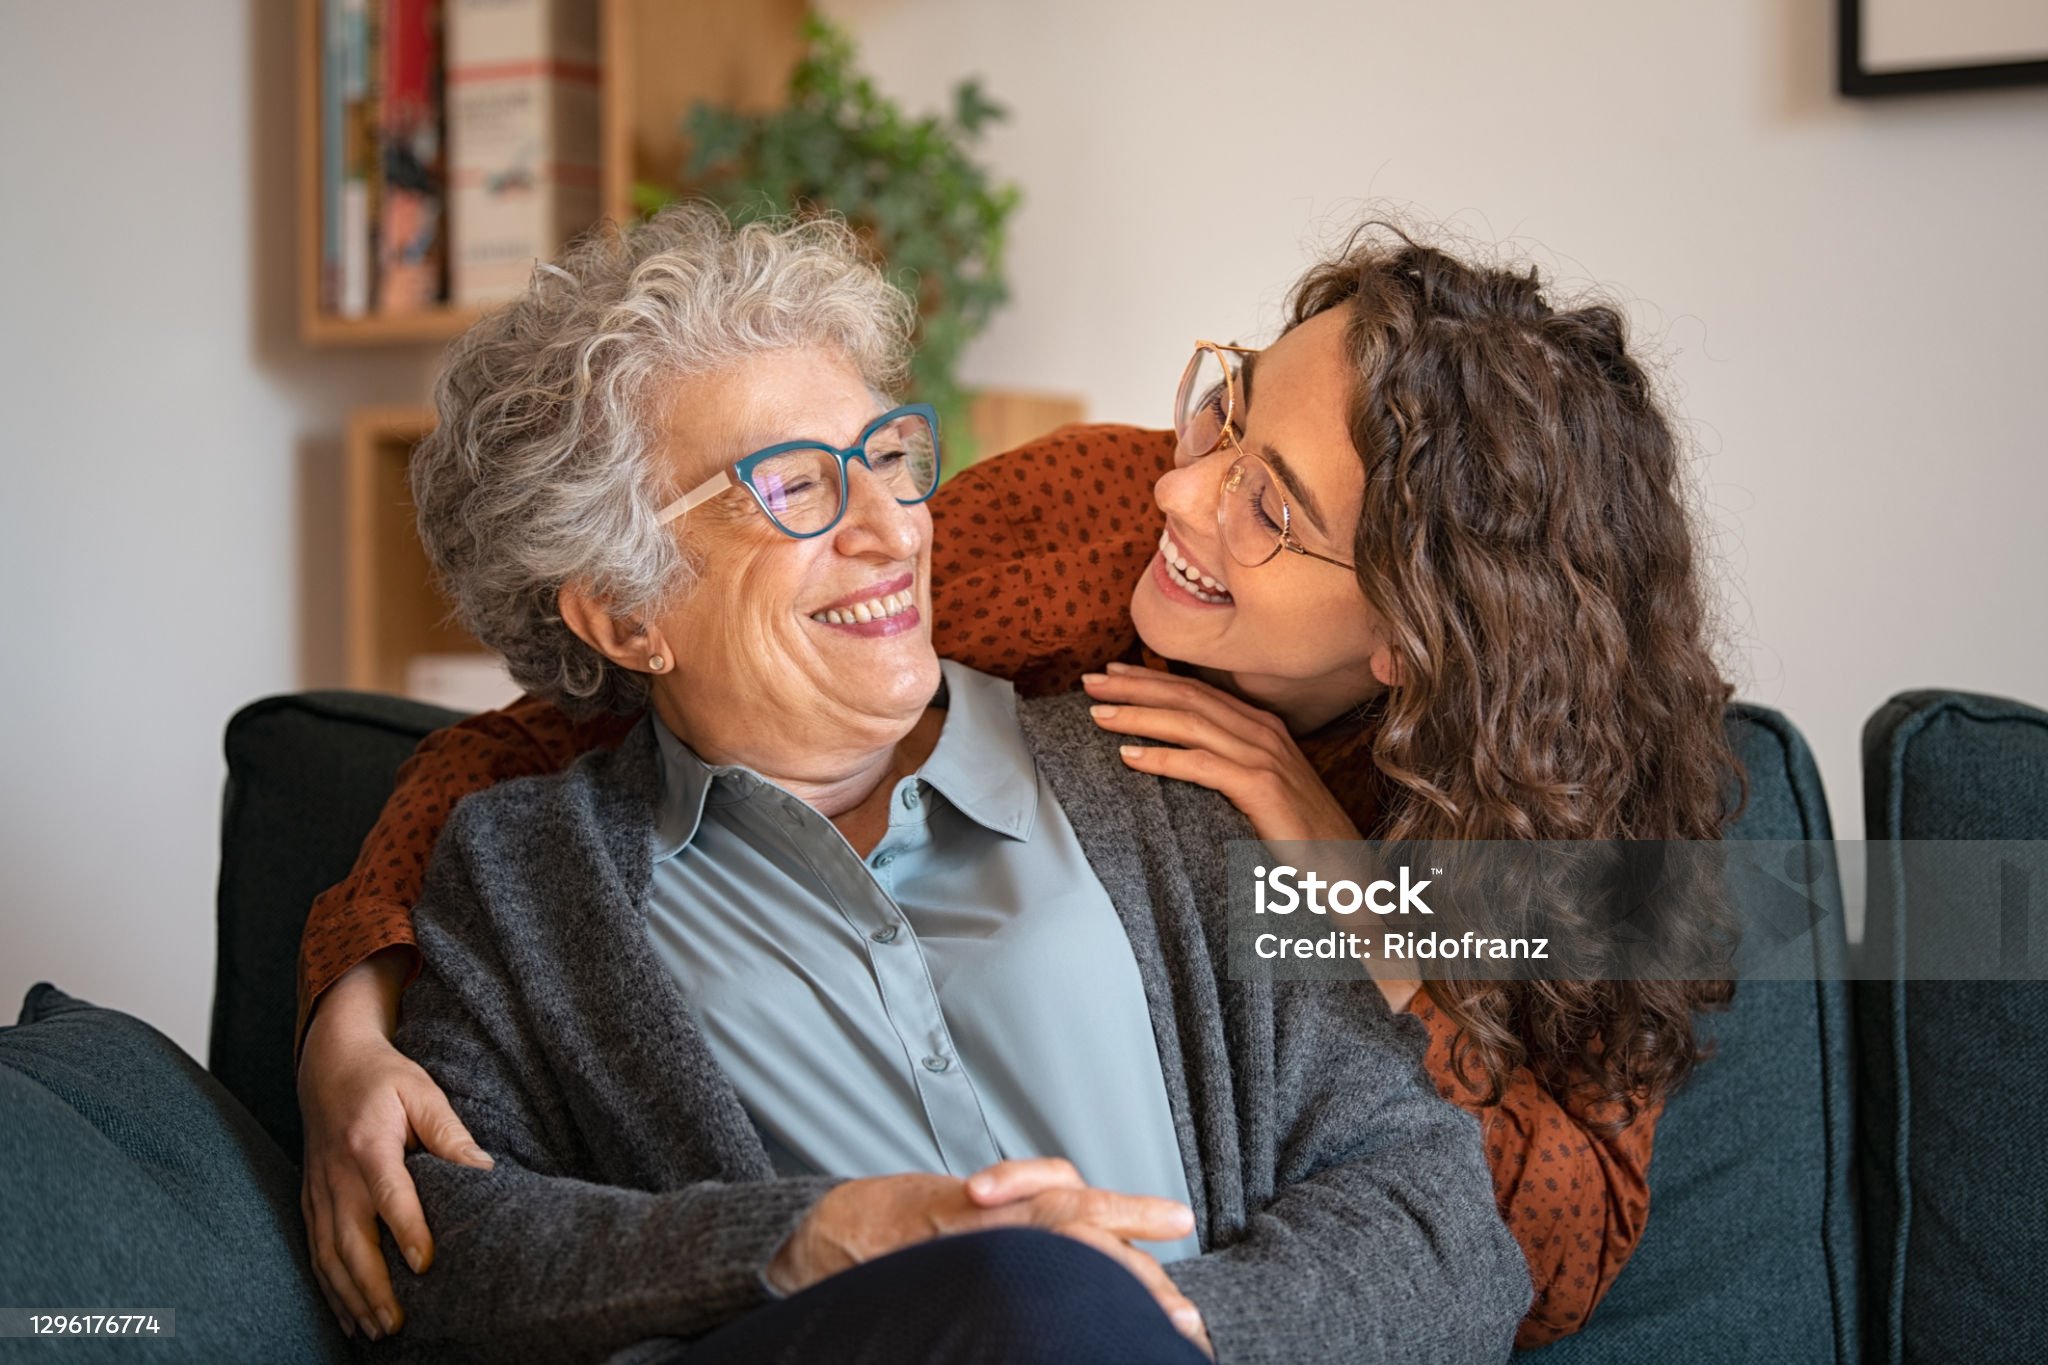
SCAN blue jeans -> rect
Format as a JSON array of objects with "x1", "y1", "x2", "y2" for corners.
[{"x1": 681, "y1": 1228, "x2": 1211, "y2": 1364}]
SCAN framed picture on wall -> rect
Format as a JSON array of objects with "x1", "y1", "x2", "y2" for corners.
[{"x1": 1839, "y1": 0, "x2": 2048, "y2": 95}]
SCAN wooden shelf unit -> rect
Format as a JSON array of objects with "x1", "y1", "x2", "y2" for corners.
[
  {"x1": 297, "y1": 0, "x2": 806, "y2": 347},
  {"x1": 345, "y1": 406, "x2": 470, "y2": 691}
]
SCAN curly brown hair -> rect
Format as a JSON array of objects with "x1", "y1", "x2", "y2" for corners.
[{"x1": 1287, "y1": 224, "x2": 1742, "y2": 1127}]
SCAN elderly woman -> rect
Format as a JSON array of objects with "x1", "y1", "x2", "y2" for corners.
[{"x1": 354, "y1": 204, "x2": 1525, "y2": 1365}]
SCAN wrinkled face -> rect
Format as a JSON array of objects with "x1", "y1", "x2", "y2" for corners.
[
  {"x1": 1130, "y1": 307, "x2": 1390, "y2": 725},
  {"x1": 648, "y1": 347, "x2": 939, "y2": 757}
]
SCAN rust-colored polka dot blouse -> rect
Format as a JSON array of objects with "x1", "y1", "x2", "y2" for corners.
[{"x1": 296, "y1": 422, "x2": 1655, "y2": 1347}]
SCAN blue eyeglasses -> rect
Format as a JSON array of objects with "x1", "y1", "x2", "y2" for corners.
[{"x1": 656, "y1": 403, "x2": 943, "y2": 539}]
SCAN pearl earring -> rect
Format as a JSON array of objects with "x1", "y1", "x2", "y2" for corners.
[{"x1": 647, "y1": 654, "x2": 666, "y2": 673}]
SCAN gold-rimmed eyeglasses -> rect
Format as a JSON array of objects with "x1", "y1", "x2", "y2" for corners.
[{"x1": 1175, "y1": 341, "x2": 1356, "y2": 572}]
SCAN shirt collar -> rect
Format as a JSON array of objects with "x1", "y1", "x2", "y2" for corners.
[
  {"x1": 916, "y1": 659, "x2": 1039, "y2": 843},
  {"x1": 651, "y1": 717, "x2": 722, "y2": 860},
  {"x1": 650, "y1": 658, "x2": 1039, "y2": 861}
]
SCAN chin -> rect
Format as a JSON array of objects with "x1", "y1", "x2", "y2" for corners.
[
  {"x1": 878, "y1": 642, "x2": 944, "y2": 707},
  {"x1": 1130, "y1": 579, "x2": 1201, "y2": 665}
]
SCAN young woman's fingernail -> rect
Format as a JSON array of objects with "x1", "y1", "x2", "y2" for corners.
[
  {"x1": 466, "y1": 1144, "x2": 494, "y2": 1167},
  {"x1": 1105, "y1": 661, "x2": 1132, "y2": 673},
  {"x1": 1081, "y1": 672, "x2": 1108, "y2": 684},
  {"x1": 403, "y1": 1243, "x2": 424, "y2": 1273},
  {"x1": 377, "y1": 1307, "x2": 399, "y2": 1336},
  {"x1": 1120, "y1": 745, "x2": 1144, "y2": 760},
  {"x1": 1089, "y1": 705, "x2": 1117, "y2": 719}
]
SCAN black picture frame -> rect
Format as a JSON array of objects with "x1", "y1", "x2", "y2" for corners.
[{"x1": 1838, "y1": 0, "x2": 2048, "y2": 96}]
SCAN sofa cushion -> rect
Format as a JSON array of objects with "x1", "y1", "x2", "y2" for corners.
[
  {"x1": 1859, "y1": 690, "x2": 2048, "y2": 1365},
  {"x1": 212, "y1": 690, "x2": 462, "y2": 1158},
  {"x1": 1524, "y1": 704, "x2": 1857, "y2": 1362},
  {"x1": 0, "y1": 984, "x2": 350, "y2": 1362}
]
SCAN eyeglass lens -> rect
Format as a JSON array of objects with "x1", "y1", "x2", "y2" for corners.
[
  {"x1": 1176, "y1": 347, "x2": 1239, "y2": 462},
  {"x1": 1219, "y1": 457, "x2": 1293, "y2": 566},
  {"x1": 744, "y1": 411, "x2": 939, "y2": 535}
]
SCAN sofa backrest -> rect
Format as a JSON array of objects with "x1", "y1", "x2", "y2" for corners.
[
  {"x1": 1525, "y1": 703, "x2": 1858, "y2": 1363},
  {"x1": 1857, "y1": 690, "x2": 2048, "y2": 1365},
  {"x1": 215, "y1": 691, "x2": 1861, "y2": 1364}
]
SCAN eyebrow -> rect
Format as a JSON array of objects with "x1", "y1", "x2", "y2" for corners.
[
  {"x1": 1255, "y1": 445, "x2": 1329, "y2": 533},
  {"x1": 1232, "y1": 350, "x2": 1327, "y2": 531}
]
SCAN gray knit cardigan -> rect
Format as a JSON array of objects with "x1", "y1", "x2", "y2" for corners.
[{"x1": 376, "y1": 692, "x2": 1530, "y2": 1364}]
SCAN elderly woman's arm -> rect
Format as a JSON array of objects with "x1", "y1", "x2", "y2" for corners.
[
  {"x1": 1171, "y1": 982, "x2": 1540, "y2": 1365},
  {"x1": 1164, "y1": 981, "x2": 1532, "y2": 1364},
  {"x1": 374, "y1": 811, "x2": 842, "y2": 1365}
]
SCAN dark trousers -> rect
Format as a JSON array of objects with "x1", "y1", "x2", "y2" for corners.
[{"x1": 678, "y1": 1228, "x2": 1211, "y2": 1364}]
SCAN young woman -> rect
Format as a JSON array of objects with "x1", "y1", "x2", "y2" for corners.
[{"x1": 295, "y1": 223, "x2": 1739, "y2": 1350}]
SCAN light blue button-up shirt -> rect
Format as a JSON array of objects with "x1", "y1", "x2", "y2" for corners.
[{"x1": 642, "y1": 660, "x2": 1198, "y2": 1262}]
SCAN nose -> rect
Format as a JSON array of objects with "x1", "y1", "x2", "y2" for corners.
[
  {"x1": 1153, "y1": 453, "x2": 1222, "y2": 526},
  {"x1": 833, "y1": 460, "x2": 922, "y2": 560}
]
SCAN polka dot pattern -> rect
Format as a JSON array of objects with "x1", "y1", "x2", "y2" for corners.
[
  {"x1": 1408, "y1": 996, "x2": 1659, "y2": 1347},
  {"x1": 294, "y1": 421, "x2": 1650, "y2": 1343}
]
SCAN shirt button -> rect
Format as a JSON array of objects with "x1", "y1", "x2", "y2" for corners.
[
  {"x1": 921, "y1": 1054, "x2": 951, "y2": 1073},
  {"x1": 900, "y1": 786, "x2": 919, "y2": 810},
  {"x1": 873, "y1": 850, "x2": 896, "y2": 869},
  {"x1": 871, "y1": 924, "x2": 900, "y2": 944}
]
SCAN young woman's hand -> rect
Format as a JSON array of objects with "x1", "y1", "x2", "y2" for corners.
[
  {"x1": 297, "y1": 950, "x2": 493, "y2": 1342},
  {"x1": 1083, "y1": 663, "x2": 1361, "y2": 843},
  {"x1": 1084, "y1": 665, "x2": 1421, "y2": 1014}
]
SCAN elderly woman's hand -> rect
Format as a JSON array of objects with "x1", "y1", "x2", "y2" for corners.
[
  {"x1": 768, "y1": 1163, "x2": 1209, "y2": 1353},
  {"x1": 297, "y1": 950, "x2": 494, "y2": 1341},
  {"x1": 965, "y1": 1157, "x2": 1213, "y2": 1356}
]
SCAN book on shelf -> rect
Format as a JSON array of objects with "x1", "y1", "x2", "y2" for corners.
[
  {"x1": 446, "y1": 0, "x2": 602, "y2": 305},
  {"x1": 377, "y1": 0, "x2": 447, "y2": 313},
  {"x1": 339, "y1": 0, "x2": 377, "y2": 317},
  {"x1": 316, "y1": 0, "x2": 598, "y2": 323}
]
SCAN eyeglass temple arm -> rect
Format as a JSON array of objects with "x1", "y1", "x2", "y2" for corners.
[{"x1": 655, "y1": 471, "x2": 736, "y2": 526}]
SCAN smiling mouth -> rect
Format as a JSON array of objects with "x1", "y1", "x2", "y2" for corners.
[
  {"x1": 808, "y1": 586, "x2": 917, "y2": 626},
  {"x1": 1157, "y1": 530, "x2": 1234, "y2": 604},
  {"x1": 808, "y1": 572, "x2": 919, "y2": 629}
]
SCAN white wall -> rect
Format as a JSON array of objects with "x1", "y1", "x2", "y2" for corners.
[
  {"x1": 825, "y1": 0, "x2": 2048, "y2": 851},
  {"x1": 0, "y1": 1, "x2": 2043, "y2": 1056},
  {"x1": 0, "y1": 2, "x2": 436, "y2": 1059}
]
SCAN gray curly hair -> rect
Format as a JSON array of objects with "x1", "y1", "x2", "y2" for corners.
[{"x1": 412, "y1": 203, "x2": 917, "y2": 716}]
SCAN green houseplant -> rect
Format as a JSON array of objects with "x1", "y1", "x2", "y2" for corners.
[{"x1": 641, "y1": 18, "x2": 1022, "y2": 468}]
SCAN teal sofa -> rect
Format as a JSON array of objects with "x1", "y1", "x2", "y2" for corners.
[{"x1": 2, "y1": 688, "x2": 2041, "y2": 1362}]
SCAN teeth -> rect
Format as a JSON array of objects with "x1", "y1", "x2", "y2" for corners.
[
  {"x1": 811, "y1": 588, "x2": 916, "y2": 625},
  {"x1": 1158, "y1": 530, "x2": 1232, "y2": 603}
]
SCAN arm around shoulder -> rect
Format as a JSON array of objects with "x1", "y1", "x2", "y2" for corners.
[{"x1": 294, "y1": 693, "x2": 632, "y2": 1049}]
